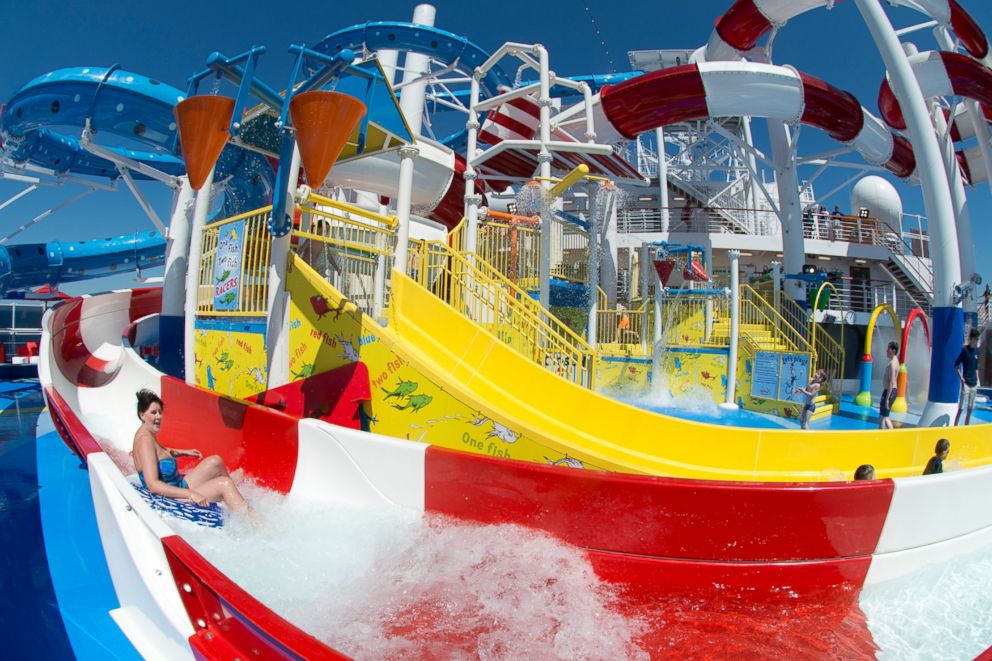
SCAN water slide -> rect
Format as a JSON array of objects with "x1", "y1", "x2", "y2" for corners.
[
  {"x1": 0, "y1": 231, "x2": 165, "y2": 295},
  {"x1": 38, "y1": 268, "x2": 992, "y2": 657},
  {"x1": 878, "y1": 50, "x2": 992, "y2": 184}
]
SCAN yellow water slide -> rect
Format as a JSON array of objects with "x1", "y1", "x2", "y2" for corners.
[{"x1": 289, "y1": 255, "x2": 992, "y2": 481}]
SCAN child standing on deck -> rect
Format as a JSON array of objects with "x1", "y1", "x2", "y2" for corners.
[
  {"x1": 795, "y1": 369, "x2": 827, "y2": 430},
  {"x1": 879, "y1": 341, "x2": 899, "y2": 429}
]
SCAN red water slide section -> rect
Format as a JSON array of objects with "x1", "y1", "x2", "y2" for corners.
[
  {"x1": 45, "y1": 288, "x2": 890, "y2": 654},
  {"x1": 712, "y1": 0, "x2": 987, "y2": 59},
  {"x1": 878, "y1": 51, "x2": 992, "y2": 131},
  {"x1": 599, "y1": 64, "x2": 916, "y2": 177}
]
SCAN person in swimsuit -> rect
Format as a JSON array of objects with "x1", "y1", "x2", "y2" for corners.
[
  {"x1": 878, "y1": 341, "x2": 899, "y2": 430},
  {"x1": 795, "y1": 369, "x2": 826, "y2": 430},
  {"x1": 132, "y1": 389, "x2": 247, "y2": 510}
]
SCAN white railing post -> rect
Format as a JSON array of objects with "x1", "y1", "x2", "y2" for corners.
[
  {"x1": 162, "y1": 176, "x2": 195, "y2": 378},
  {"x1": 722, "y1": 249, "x2": 740, "y2": 409},
  {"x1": 394, "y1": 144, "x2": 419, "y2": 276},
  {"x1": 265, "y1": 146, "x2": 302, "y2": 391},
  {"x1": 184, "y1": 168, "x2": 214, "y2": 385}
]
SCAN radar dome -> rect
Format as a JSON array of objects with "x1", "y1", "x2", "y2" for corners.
[{"x1": 851, "y1": 176, "x2": 902, "y2": 228}]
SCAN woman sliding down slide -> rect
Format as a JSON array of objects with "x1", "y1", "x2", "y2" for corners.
[{"x1": 132, "y1": 389, "x2": 248, "y2": 511}]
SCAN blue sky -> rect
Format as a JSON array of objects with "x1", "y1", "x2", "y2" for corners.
[{"x1": 1, "y1": 0, "x2": 991, "y2": 292}]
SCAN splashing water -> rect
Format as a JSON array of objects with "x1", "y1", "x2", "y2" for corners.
[
  {"x1": 514, "y1": 181, "x2": 544, "y2": 217},
  {"x1": 174, "y1": 481, "x2": 992, "y2": 657},
  {"x1": 861, "y1": 546, "x2": 992, "y2": 659},
  {"x1": 904, "y1": 326, "x2": 932, "y2": 414},
  {"x1": 179, "y1": 483, "x2": 648, "y2": 659}
]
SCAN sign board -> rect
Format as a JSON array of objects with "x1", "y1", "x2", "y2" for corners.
[
  {"x1": 778, "y1": 352, "x2": 811, "y2": 403},
  {"x1": 213, "y1": 220, "x2": 245, "y2": 311},
  {"x1": 858, "y1": 207, "x2": 870, "y2": 218},
  {"x1": 750, "y1": 351, "x2": 780, "y2": 399}
]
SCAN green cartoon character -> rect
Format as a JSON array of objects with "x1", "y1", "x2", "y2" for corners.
[
  {"x1": 393, "y1": 394, "x2": 433, "y2": 413},
  {"x1": 381, "y1": 379, "x2": 418, "y2": 400}
]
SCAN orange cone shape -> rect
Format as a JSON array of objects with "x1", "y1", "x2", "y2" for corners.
[
  {"x1": 174, "y1": 96, "x2": 235, "y2": 190},
  {"x1": 290, "y1": 91, "x2": 367, "y2": 188}
]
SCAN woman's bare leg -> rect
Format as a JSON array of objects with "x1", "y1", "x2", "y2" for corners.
[
  {"x1": 183, "y1": 455, "x2": 228, "y2": 487},
  {"x1": 192, "y1": 476, "x2": 247, "y2": 510}
]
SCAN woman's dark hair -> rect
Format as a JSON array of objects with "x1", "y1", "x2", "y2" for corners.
[
  {"x1": 136, "y1": 389, "x2": 163, "y2": 419},
  {"x1": 935, "y1": 438, "x2": 950, "y2": 454}
]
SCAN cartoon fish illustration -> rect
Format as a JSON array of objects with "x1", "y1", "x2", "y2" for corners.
[
  {"x1": 218, "y1": 359, "x2": 234, "y2": 371},
  {"x1": 393, "y1": 394, "x2": 433, "y2": 413},
  {"x1": 701, "y1": 371, "x2": 715, "y2": 380},
  {"x1": 205, "y1": 365, "x2": 215, "y2": 389},
  {"x1": 227, "y1": 228, "x2": 238, "y2": 241},
  {"x1": 215, "y1": 270, "x2": 231, "y2": 283},
  {"x1": 544, "y1": 455, "x2": 584, "y2": 469},
  {"x1": 486, "y1": 420, "x2": 520, "y2": 444},
  {"x1": 222, "y1": 291, "x2": 236, "y2": 305},
  {"x1": 336, "y1": 334, "x2": 359, "y2": 362},
  {"x1": 293, "y1": 363, "x2": 315, "y2": 380},
  {"x1": 470, "y1": 413, "x2": 489, "y2": 426},
  {"x1": 310, "y1": 294, "x2": 331, "y2": 318},
  {"x1": 247, "y1": 367, "x2": 265, "y2": 384},
  {"x1": 382, "y1": 380, "x2": 418, "y2": 400}
]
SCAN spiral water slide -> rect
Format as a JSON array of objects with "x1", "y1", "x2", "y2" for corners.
[
  {"x1": 878, "y1": 50, "x2": 992, "y2": 183},
  {"x1": 39, "y1": 284, "x2": 992, "y2": 657}
]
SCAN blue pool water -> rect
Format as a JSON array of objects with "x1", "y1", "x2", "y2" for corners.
[{"x1": 0, "y1": 380, "x2": 136, "y2": 659}]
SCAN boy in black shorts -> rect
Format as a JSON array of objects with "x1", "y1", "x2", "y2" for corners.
[{"x1": 878, "y1": 341, "x2": 899, "y2": 429}]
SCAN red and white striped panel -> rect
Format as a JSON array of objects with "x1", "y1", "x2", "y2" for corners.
[
  {"x1": 477, "y1": 95, "x2": 542, "y2": 147},
  {"x1": 42, "y1": 287, "x2": 992, "y2": 656},
  {"x1": 706, "y1": 0, "x2": 987, "y2": 61},
  {"x1": 878, "y1": 50, "x2": 992, "y2": 131},
  {"x1": 599, "y1": 62, "x2": 914, "y2": 177}
]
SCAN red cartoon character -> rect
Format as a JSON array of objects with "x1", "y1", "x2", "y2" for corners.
[{"x1": 310, "y1": 294, "x2": 330, "y2": 319}]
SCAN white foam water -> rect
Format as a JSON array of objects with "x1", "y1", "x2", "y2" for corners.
[
  {"x1": 860, "y1": 545, "x2": 992, "y2": 659},
  {"x1": 179, "y1": 483, "x2": 648, "y2": 659}
]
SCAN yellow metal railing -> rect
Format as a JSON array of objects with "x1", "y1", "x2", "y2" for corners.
[
  {"x1": 409, "y1": 240, "x2": 596, "y2": 387},
  {"x1": 551, "y1": 217, "x2": 589, "y2": 285},
  {"x1": 197, "y1": 207, "x2": 272, "y2": 316},
  {"x1": 597, "y1": 301, "x2": 649, "y2": 349},
  {"x1": 293, "y1": 192, "x2": 398, "y2": 316},
  {"x1": 776, "y1": 291, "x2": 845, "y2": 400},
  {"x1": 740, "y1": 285, "x2": 812, "y2": 355},
  {"x1": 450, "y1": 212, "x2": 589, "y2": 290}
]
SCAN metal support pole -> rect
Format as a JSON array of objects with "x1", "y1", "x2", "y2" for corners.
[
  {"x1": 722, "y1": 250, "x2": 740, "y2": 409},
  {"x1": 856, "y1": 0, "x2": 961, "y2": 426},
  {"x1": 640, "y1": 243, "x2": 650, "y2": 355},
  {"x1": 264, "y1": 146, "x2": 301, "y2": 390},
  {"x1": 767, "y1": 120, "x2": 806, "y2": 303},
  {"x1": 655, "y1": 127, "x2": 670, "y2": 232},
  {"x1": 538, "y1": 45, "x2": 552, "y2": 309},
  {"x1": 464, "y1": 75, "x2": 482, "y2": 254},
  {"x1": 771, "y1": 261, "x2": 782, "y2": 312},
  {"x1": 742, "y1": 117, "x2": 763, "y2": 233},
  {"x1": 397, "y1": 4, "x2": 436, "y2": 137},
  {"x1": 184, "y1": 168, "x2": 214, "y2": 385},
  {"x1": 395, "y1": 144, "x2": 419, "y2": 275},
  {"x1": 586, "y1": 183, "x2": 599, "y2": 348},
  {"x1": 161, "y1": 177, "x2": 195, "y2": 378}
]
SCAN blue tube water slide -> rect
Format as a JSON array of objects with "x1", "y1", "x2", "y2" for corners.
[
  {"x1": 0, "y1": 231, "x2": 165, "y2": 295},
  {"x1": 1, "y1": 66, "x2": 274, "y2": 219},
  {"x1": 0, "y1": 67, "x2": 273, "y2": 292}
]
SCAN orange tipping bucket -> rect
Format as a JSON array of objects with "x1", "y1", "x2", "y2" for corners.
[
  {"x1": 289, "y1": 90, "x2": 367, "y2": 188},
  {"x1": 173, "y1": 96, "x2": 235, "y2": 190}
]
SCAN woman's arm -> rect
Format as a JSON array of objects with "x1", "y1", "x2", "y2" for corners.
[{"x1": 166, "y1": 447, "x2": 202, "y2": 458}]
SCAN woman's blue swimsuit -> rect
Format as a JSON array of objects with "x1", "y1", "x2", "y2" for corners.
[{"x1": 138, "y1": 457, "x2": 187, "y2": 489}]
